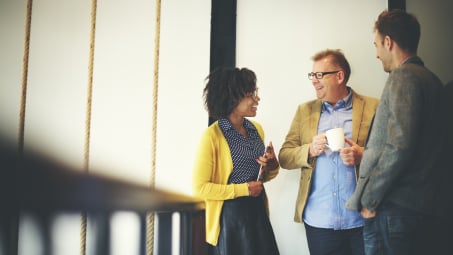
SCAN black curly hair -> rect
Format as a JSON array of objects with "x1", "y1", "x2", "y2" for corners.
[{"x1": 203, "y1": 66, "x2": 257, "y2": 120}]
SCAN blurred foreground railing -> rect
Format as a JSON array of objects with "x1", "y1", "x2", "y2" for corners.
[{"x1": 0, "y1": 140, "x2": 207, "y2": 255}]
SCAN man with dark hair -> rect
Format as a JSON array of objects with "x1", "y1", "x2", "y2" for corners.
[{"x1": 346, "y1": 9, "x2": 447, "y2": 255}]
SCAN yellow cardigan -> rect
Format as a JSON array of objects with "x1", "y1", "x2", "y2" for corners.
[{"x1": 192, "y1": 119, "x2": 279, "y2": 246}]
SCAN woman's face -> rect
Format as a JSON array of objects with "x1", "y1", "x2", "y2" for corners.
[{"x1": 230, "y1": 88, "x2": 260, "y2": 118}]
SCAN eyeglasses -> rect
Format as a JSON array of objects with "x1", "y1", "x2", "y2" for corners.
[
  {"x1": 245, "y1": 87, "x2": 259, "y2": 98},
  {"x1": 308, "y1": 71, "x2": 340, "y2": 80}
]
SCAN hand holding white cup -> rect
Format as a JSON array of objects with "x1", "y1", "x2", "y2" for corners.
[{"x1": 325, "y1": 127, "x2": 345, "y2": 152}]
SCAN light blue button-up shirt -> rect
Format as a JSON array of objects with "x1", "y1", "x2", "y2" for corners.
[{"x1": 303, "y1": 88, "x2": 363, "y2": 230}]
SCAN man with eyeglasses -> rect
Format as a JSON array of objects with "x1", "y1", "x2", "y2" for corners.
[{"x1": 279, "y1": 49, "x2": 379, "y2": 255}]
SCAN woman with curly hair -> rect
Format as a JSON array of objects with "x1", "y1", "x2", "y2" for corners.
[{"x1": 193, "y1": 66, "x2": 280, "y2": 255}]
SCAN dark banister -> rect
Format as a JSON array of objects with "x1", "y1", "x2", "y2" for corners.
[{"x1": 0, "y1": 138, "x2": 206, "y2": 255}]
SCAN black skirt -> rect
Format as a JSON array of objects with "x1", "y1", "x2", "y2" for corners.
[{"x1": 211, "y1": 193, "x2": 280, "y2": 255}]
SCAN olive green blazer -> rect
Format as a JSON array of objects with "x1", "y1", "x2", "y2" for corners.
[{"x1": 278, "y1": 89, "x2": 378, "y2": 222}]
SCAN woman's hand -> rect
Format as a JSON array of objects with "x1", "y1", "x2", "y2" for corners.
[
  {"x1": 247, "y1": 181, "x2": 263, "y2": 197},
  {"x1": 256, "y1": 142, "x2": 279, "y2": 171}
]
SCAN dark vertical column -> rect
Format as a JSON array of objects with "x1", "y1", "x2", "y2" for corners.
[
  {"x1": 91, "y1": 213, "x2": 111, "y2": 255},
  {"x1": 39, "y1": 215, "x2": 52, "y2": 255},
  {"x1": 209, "y1": 0, "x2": 237, "y2": 125},
  {"x1": 179, "y1": 212, "x2": 191, "y2": 255},
  {"x1": 388, "y1": 0, "x2": 406, "y2": 10},
  {"x1": 0, "y1": 213, "x2": 19, "y2": 255},
  {"x1": 210, "y1": 0, "x2": 237, "y2": 71},
  {"x1": 190, "y1": 211, "x2": 208, "y2": 255},
  {"x1": 138, "y1": 213, "x2": 147, "y2": 255},
  {"x1": 157, "y1": 212, "x2": 173, "y2": 255}
]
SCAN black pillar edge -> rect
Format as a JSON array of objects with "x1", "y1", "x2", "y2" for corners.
[
  {"x1": 209, "y1": 0, "x2": 237, "y2": 72},
  {"x1": 208, "y1": 0, "x2": 237, "y2": 125},
  {"x1": 388, "y1": 0, "x2": 406, "y2": 11}
]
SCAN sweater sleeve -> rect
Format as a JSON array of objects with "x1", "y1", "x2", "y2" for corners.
[{"x1": 192, "y1": 127, "x2": 249, "y2": 201}]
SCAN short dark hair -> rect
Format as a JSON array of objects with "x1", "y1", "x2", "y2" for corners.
[
  {"x1": 311, "y1": 49, "x2": 351, "y2": 84},
  {"x1": 203, "y1": 67, "x2": 257, "y2": 119},
  {"x1": 374, "y1": 9, "x2": 420, "y2": 53}
]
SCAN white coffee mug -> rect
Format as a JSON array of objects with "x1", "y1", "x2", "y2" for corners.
[{"x1": 325, "y1": 127, "x2": 345, "y2": 152}]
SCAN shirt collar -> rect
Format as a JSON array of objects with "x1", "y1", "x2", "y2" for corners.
[
  {"x1": 322, "y1": 87, "x2": 353, "y2": 112},
  {"x1": 218, "y1": 118, "x2": 256, "y2": 133}
]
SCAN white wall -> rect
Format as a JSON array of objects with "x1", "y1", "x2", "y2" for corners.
[
  {"x1": 23, "y1": 0, "x2": 91, "y2": 168},
  {"x1": 0, "y1": 0, "x2": 27, "y2": 150},
  {"x1": 1, "y1": 0, "x2": 210, "y2": 254},
  {"x1": 1, "y1": 0, "x2": 452, "y2": 254}
]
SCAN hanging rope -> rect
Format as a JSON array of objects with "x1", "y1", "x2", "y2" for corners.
[
  {"x1": 81, "y1": 0, "x2": 98, "y2": 254},
  {"x1": 80, "y1": 212, "x2": 87, "y2": 255},
  {"x1": 18, "y1": 0, "x2": 33, "y2": 153},
  {"x1": 84, "y1": 0, "x2": 97, "y2": 173},
  {"x1": 147, "y1": 0, "x2": 162, "y2": 254},
  {"x1": 14, "y1": 1, "x2": 33, "y2": 254},
  {"x1": 17, "y1": 0, "x2": 161, "y2": 253}
]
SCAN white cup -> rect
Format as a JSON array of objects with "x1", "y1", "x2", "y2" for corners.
[{"x1": 325, "y1": 127, "x2": 345, "y2": 152}]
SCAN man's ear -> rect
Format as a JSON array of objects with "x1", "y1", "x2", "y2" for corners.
[
  {"x1": 384, "y1": 35, "x2": 393, "y2": 50},
  {"x1": 337, "y1": 70, "x2": 345, "y2": 84}
]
